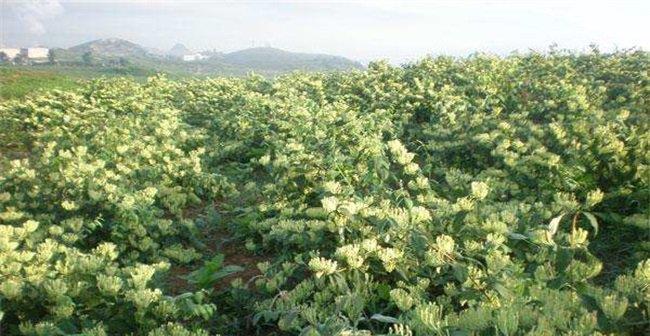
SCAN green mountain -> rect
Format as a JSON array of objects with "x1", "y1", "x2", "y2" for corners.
[
  {"x1": 219, "y1": 47, "x2": 364, "y2": 72},
  {"x1": 68, "y1": 38, "x2": 151, "y2": 58},
  {"x1": 55, "y1": 38, "x2": 363, "y2": 76},
  {"x1": 167, "y1": 43, "x2": 191, "y2": 58}
]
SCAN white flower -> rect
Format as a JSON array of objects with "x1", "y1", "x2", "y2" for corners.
[
  {"x1": 321, "y1": 196, "x2": 339, "y2": 213},
  {"x1": 129, "y1": 264, "x2": 157, "y2": 289},
  {"x1": 410, "y1": 206, "x2": 431, "y2": 224},
  {"x1": 378, "y1": 247, "x2": 403, "y2": 272},
  {"x1": 360, "y1": 238, "x2": 379, "y2": 252},
  {"x1": 470, "y1": 181, "x2": 489, "y2": 200},
  {"x1": 97, "y1": 274, "x2": 123, "y2": 296},
  {"x1": 435, "y1": 235, "x2": 455, "y2": 255},
  {"x1": 323, "y1": 181, "x2": 342, "y2": 194},
  {"x1": 23, "y1": 220, "x2": 39, "y2": 233},
  {"x1": 0, "y1": 279, "x2": 23, "y2": 299},
  {"x1": 586, "y1": 189, "x2": 604, "y2": 208},
  {"x1": 143, "y1": 187, "x2": 158, "y2": 198},
  {"x1": 404, "y1": 162, "x2": 420, "y2": 175},
  {"x1": 259, "y1": 154, "x2": 271, "y2": 165},
  {"x1": 94, "y1": 242, "x2": 119, "y2": 261},
  {"x1": 61, "y1": 200, "x2": 78, "y2": 211},
  {"x1": 120, "y1": 195, "x2": 136, "y2": 210},
  {"x1": 339, "y1": 200, "x2": 363, "y2": 217},
  {"x1": 390, "y1": 288, "x2": 415, "y2": 311},
  {"x1": 308, "y1": 257, "x2": 338, "y2": 278},
  {"x1": 127, "y1": 288, "x2": 162, "y2": 309},
  {"x1": 335, "y1": 244, "x2": 364, "y2": 269},
  {"x1": 388, "y1": 139, "x2": 416, "y2": 165},
  {"x1": 599, "y1": 294, "x2": 628, "y2": 321}
]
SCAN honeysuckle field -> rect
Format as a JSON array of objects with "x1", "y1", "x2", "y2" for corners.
[{"x1": 0, "y1": 49, "x2": 648, "y2": 335}]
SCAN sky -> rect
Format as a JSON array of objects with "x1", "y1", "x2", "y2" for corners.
[{"x1": 1, "y1": 0, "x2": 649, "y2": 64}]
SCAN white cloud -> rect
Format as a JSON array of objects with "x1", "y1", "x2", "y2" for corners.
[
  {"x1": 12, "y1": 0, "x2": 64, "y2": 35},
  {"x1": 2, "y1": 0, "x2": 648, "y2": 62}
]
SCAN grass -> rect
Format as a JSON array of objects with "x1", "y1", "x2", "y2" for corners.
[
  {"x1": 0, "y1": 65, "x2": 158, "y2": 100},
  {"x1": 0, "y1": 67, "x2": 81, "y2": 100},
  {"x1": 0, "y1": 60, "x2": 325, "y2": 101}
]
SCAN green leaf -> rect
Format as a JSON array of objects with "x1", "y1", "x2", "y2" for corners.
[
  {"x1": 184, "y1": 254, "x2": 243, "y2": 288},
  {"x1": 450, "y1": 331, "x2": 471, "y2": 336},
  {"x1": 370, "y1": 313, "x2": 399, "y2": 324},
  {"x1": 555, "y1": 248, "x2": 574, "y2": 273},
  {"x1": 582, "y1": 212, "x2": 599, "y2": 236},
  {"x1": 493, "y1": 283, "x2": 512, "y2": 299},
  {"x1": 211, "y1": 265, "x2": 245, "y2": 282},
  {"x1": 508, "y1": 233, "x2": 528, "y2": 240}
]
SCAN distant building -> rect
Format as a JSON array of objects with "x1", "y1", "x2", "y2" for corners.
[
  {"x1": 0, "y1": 47, "x2": 50, "y2": 63},
  {"x1": 21, "y1": 47, "x2": 49, "y2": 60},
  {"x1": 0, "y1": 48, "x2": 21, "y2": 59},
  {"x1": 182, "y1": 53, "x2": 207, "y2": 62}
]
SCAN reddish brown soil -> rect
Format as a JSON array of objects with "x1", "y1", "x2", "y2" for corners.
[
  {"x1": 167, "y1": 226, "x2": 267, "y2": 294},
  {"x1": 213, "y1": 236, "x2": 266, "y2": 291}
]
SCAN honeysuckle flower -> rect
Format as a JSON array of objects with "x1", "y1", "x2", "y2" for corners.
[
  {"x1": 335, "y1": 244, "x2": 364, "y2": 269},
  {"x1": 339, "y1": 200, "x2": 363, "y2": 217},
  {"x1": 321, "y1": 196, "x2": 339, "y2": 213},
  {"x1": 129, "y1": 264, "x2": 157, "y2": 289},
  {"x1": 0, "y1": 279, "x2": 23, "y2": 299},
  {"x1": 599, "y1": 294, "x2": 628, "y2": 321},
  {"x1": 308, "y1": 257, "x2": 338, "y2": 278},
  {"x1": 585, "y1": 189, "x2": 604, "y2": 208},
  {"x1": 23, "y1": 220, "x2": 39, "y2": 233},
  {"x1": 97, "y1": 274, "x2": 123, "y2": 296},
  {"x1": 435, "y1": 235, "x2": 455, "y2": 255},
  {"x1": 410, "y1": 206, "x2": 431, "y2": 224},
  {"x1": 259, "y1": 154, "x2": 271, "y2": 165},
  {"x1": 323, "y1": 181, "x2": 342, "y2": 194},
  {"x1": 378, "y1": 247, "x2": 403, "y2": 272},
  {"x1": 390, "y1": 288, "x2": 414, "y2": 311},
  {"x1": 470, "y1": 181, "x2": 489, "y2": 200},
  {"x1": 61, "y1": 200, "x2": 78, "y2": 211}
]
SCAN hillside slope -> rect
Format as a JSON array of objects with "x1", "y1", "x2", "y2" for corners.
[
  {"x1": 55, "y1": 39, "x2": 364, "y2": 75},
  {"x1": 168, "y1": 43, "x2": 192, "y2": 57},
  {"x1": 68, "y1": 38, "x2": 151, "y2": 58},
  {"x1": 219, "y1": 47, "x2": 364, "y2": 71}
]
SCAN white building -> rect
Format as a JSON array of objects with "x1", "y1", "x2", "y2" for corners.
[
  {"x1": 0, "y1": 47, "x2": 50, "y2": 62},
  {"x1": 182, "y1": 53, "x2": 207, "y2": 62},
  {"x1": 21, "y1": 47, "x2": 49, "y2": 59},
  {"x1": 0, "y1": 48, "x2": 21, "y2": 59}
]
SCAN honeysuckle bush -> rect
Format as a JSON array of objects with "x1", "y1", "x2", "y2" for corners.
[
  {"x1": 1, "y1": 48, "x2": 648, "y2": 335},
  {"x1": 0, "y1": 77, "x2": 225, "y2": 335}
]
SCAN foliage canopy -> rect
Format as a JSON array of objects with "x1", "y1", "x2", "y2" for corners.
[{"x1": 1, "y1": 48, "x2": 648, "y2": 335}]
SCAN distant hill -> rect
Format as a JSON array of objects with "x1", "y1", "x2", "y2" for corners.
[
  {"x1": 68, "y1": 38, "x2": 151, "y2": 58},
  {"x1": 55, "y1": 38, "x2": 363, "y2": 76},
  {"x1": 168, "y1": 43, "x2": 191, "y2": 57},
  {"x1": 218, "y1": 47, "x2": 364, "y2": 72}
]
